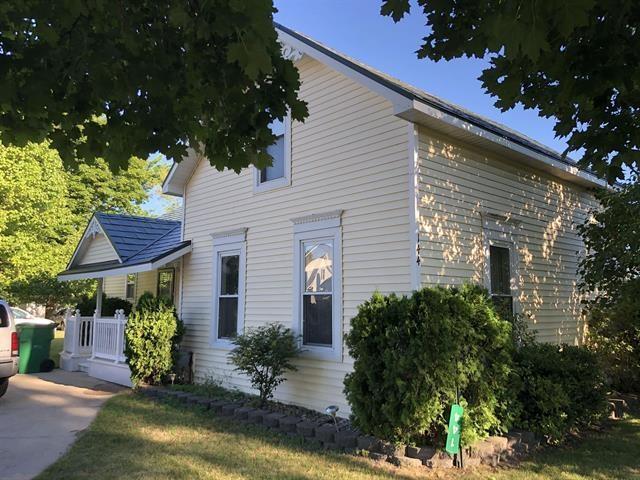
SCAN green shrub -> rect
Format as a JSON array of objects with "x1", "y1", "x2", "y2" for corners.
[
  {"x1": 586, "y1": 283, "x2": 640, "y2": 392},
  {"x1": 125, "y1": 301, "x2": 182, "y2": 386},
  {"x1": 230, "y1": 323, "x2": 300, "y2": 407},
  {"x1": 344, "y1": 285, "x2": 515, "y2": 446},
  {"x1": 76, "y1": 293, "x2": 132, "y2": 316},
  {"x1": 513, "y1": 343, "x2": 607, "y2": 442}
]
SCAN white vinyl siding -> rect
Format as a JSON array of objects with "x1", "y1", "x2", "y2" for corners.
[
  {"x1": 77, "y1": 234, "x2": 118, "y2": 265},
  {"x1": 180, "y1": 56, "x2": 411, "y2": 413},
  {"x1": 417, "y1": 127, "x2": 597, "y2": 344}
]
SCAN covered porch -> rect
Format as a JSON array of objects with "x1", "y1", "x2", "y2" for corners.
[{"x1": 57, "y1": 212, "x2": 191, "y2": 386}]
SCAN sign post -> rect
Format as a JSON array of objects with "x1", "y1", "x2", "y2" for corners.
[{"x1": 445, "y1": 404, "x2": 464, "y2": 466}]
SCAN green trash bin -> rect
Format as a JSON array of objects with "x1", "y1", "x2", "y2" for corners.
[{"x1": 17, "y1": 323, "x2": 55, "y2": 374}]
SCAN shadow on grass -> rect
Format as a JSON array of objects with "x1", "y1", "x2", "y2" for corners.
[{"x1": 38, "y1": 393, "x2": 418, "y2": 480}]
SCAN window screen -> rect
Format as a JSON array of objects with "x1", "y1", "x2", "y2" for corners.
[
  {"x1": 489, "y1": 245, "x2": 513, "y2": 316},
  {"x1": 302, "y1": 240, "x2": 333, "y2": 346},
  {"x1": 217, "y1": 254, "x2": 240, "y2": 339}
]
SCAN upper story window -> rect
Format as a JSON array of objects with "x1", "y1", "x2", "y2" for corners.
[
  {"x1": 126, "y1": 274, "x2": 137, "y2": 301},
  {"x1": 254, "y1": 114, "x2": 291, "y2": 193},
  {"x1": 292, "y1": 211, "x2": 343, "y2": 361}
]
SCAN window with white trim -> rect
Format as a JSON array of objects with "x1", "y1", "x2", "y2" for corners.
[
  {"x1": 211, "y1": 231, "x2": 246, "y2": 345},
  {"x1": 125, "y1": 274, "x2": 136, "y2": 301},
  {"x1": 253, "y1": 114, "x2": 291, "y2": 193},
  {"x1": 292, "y1": 212, "x2": 342, "y2": 360}
]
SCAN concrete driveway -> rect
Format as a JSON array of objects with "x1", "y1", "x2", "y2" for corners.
[{"x1": 0, "y1": 370, "x2": 125, "y2": 480}]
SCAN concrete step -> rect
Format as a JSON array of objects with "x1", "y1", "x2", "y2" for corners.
[{"x1": 78, "y1": 362, "x2": 89, "y2": 373}]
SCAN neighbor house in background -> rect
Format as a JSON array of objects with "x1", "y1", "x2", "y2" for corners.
[{"x1": 58, "y1": 24, "x2": 604, "y2": 412}]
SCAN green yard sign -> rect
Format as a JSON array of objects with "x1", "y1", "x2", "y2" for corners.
[{"x1": 445, "y1": 404, "x2": 464, "y2": 455}]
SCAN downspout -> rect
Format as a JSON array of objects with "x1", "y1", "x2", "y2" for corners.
[{"x1": 407, "y1": 123, "x2": 421, "y2": 291}]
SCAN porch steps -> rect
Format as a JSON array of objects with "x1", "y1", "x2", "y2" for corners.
[{"x1": 78, "y1": 362, "x2": 89, "y2": 373}]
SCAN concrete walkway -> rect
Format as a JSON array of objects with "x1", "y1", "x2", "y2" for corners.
[{"x1": 0, "y1": 370, "x2": 125, "y2": 480}]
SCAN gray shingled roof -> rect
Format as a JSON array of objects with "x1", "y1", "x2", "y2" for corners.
[{"x1": 59, "y1": 212, "x2": 190, "y2": 278}]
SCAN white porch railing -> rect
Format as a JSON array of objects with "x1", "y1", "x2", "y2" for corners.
[
  {"x1": 92, "y1": 309, "x2": 128, "y2": 363},
  {"x1": 63, "y1": 309, "x2": 94, "y2": 356}
]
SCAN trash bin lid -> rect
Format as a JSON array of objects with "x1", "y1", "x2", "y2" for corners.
[{"x1": 16, "y1": 319, "x2": 55, "y2": 327}]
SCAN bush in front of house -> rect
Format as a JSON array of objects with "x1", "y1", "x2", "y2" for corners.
[
  {"x1": 585, "y1": 284, "x2": 640, "y2": 393},
  {"x1": 125, "y1": 298, "x2": 182, "y2": 386},
  {"x1": 76, "y1": 293, "x2": 132, "y2": 316},
  {"x1": 513, "y1": 342, "x2": 608, "y2": 442},
  {"x1": 230, "y1": 323, "x2": 300, "y2": 407},
  {"x1": 344, "y1": 285, "x2": 515, "y2": 446}
]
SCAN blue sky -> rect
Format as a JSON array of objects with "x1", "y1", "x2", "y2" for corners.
[
  {"x1": 146, "y1": 2, "x2": 572, "y2": 215},
  {"x1": 274, "y1": 0, "x2": 569, "y2": 155}
]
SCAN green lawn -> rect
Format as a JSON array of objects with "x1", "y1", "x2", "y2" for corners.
[
  {"x1": 37, "y1": 393, "x2": 640, "y2": 480},
  {"x1": 50, "y1": 330, "x2": 64, "y2": 369}
]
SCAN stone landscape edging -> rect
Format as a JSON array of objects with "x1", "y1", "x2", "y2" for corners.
[{"x1": 139, "y1": 386, "x2": 540, "y2": 470}]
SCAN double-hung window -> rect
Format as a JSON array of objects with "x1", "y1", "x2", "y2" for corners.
[
  {"x1": 211, "y1": 230, "x2": 246, "y2": 345},
  {"x1": 254, "y1": 114, "x2": 291, "y2": 193},
  {"x1": 157, "y1": 268, "x2": 175, "y2": 304},
  {"x1": 292, "y1": 211, "x2": 342, "y2": 360},
  {"x1": 489, "y1": 245, "x2": 514, "y2": 317},
  {"x1": 483, "y1": 213, "x2": 520, "y2": 317}
]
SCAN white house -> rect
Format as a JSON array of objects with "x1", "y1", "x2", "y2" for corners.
[{"x1": 59, "y1": 24, "x2": 604, "y2": 412}]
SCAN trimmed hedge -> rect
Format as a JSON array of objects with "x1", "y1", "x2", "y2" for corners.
[
  {"x1": 344, "y1": 285, "x2": 515, "y2": 446},
  {"x1": 125, "y1": 298, "x2": 183, "y2": 386}
]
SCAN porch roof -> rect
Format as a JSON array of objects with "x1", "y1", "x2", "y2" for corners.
[{"x1": 58, "y1": 212, "x2": 191, "y2": 281}]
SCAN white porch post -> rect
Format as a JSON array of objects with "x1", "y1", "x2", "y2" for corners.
[{"x1": 96, "y1": 277, "x2": 103, "y2": 317}]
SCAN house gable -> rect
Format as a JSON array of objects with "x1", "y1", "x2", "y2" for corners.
[{"x1": 76, "y1": 233, "x2": 120, "y2": 265}]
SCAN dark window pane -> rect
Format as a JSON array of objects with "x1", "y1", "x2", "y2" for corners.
[
  {"x1": 218, "y1": 297, "x2": 238, "y2": 339},
  {"x1": 303, "y1": 294, "x2": 332, "y2": 346},
  {"x1": 490, "y1": 246, "x2": 511, "y2": 295},
  {"x1": 220, "y1": 255, "x2": 239, "y2": 295},
  {"x1": 305, "y1": 242, "x2": 333, "y2": 292},
  {"x1": 0, "y1": 306, "x2": 8, "y2": 327},
  {"x1": 491, "y1": 295, "x2": 514, "y2": 318}
]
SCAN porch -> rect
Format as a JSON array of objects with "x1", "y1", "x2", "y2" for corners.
[
  {"x1": 60, "y1": 308, "x2": 132, "y2": 387},
  {"x1": 57, "y1": 212, "x2": 192, "y2": 387}
]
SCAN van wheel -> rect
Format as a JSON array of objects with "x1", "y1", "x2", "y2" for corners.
[{"x1": 0, "y1": 378, "x2": 8, "y2": 398}]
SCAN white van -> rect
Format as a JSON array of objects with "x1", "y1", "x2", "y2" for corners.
[{"x1": 0, "y1": 300, "x2": 19, "y2": 398}]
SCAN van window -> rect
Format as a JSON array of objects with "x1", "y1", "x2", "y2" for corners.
[{"x1": 0, "y1": 305, "x2": 8, "y2": 327}]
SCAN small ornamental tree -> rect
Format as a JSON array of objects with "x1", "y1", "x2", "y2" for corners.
[
  {"x1": 230, "y1": 323, "x2": 300, "y2": 407},
  {"x1": 125, "y1": 300, "x2": 182, "y2": 386}
]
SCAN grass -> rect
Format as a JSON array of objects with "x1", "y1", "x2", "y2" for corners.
[
  {"x1": 50, "y1": 330, "x2": 64, "y2": 368},
  {"x1": 37, "y1": 393, "x2": 640, "y2": 480}
]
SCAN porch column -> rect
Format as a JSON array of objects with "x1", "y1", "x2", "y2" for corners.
[{"x1": 96, "y1": 277, "x2": 103, "y2": 317}]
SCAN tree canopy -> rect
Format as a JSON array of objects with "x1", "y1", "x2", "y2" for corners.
[
  {"x1": 0, "y1": 141, "x2": 164, "y2": 312},
  {"x1": 0, "y1": 1, "x2": 307, "y2": 172},
  {"x1": 381, "y1": 0, "x2": 640, "y2": 183}
]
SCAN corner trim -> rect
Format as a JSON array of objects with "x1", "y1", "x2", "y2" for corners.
[{"x1": 408, "y1": 123, "x2": 421, "y2": 291}]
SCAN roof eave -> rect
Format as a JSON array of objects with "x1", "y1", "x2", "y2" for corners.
[
  {"x1": 58, "y1": 242, "x2": 192, "y2": 281},
  {"x1": 397, "y1": 101, "x2": 606, "y2": 189}
]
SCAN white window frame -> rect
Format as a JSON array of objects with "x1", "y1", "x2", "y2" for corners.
[
  {"x1": 253, "y1": 113, "x2": 292, "y2": 194},
  {"x1": 210, "y1": 229, "x2": 247, "y2": 348},
  {"x1": 291, "y1": 211, "x2": 343, "y2": 361},
  {"x1": 482, "y1": 213, "x2": 521, "y2": 314},
  {"x1": 125, "y1": 273, "x2": 137, "y2": 302}
]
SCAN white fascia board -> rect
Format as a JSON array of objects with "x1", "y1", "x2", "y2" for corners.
[
  {"x1": 398, "y1": 100, "x2": 606, "y2": 189},
  {"x1": 161, "y1": 150, "x2": 199, "y2": 197},
  {"x1": 276, "y1": 29, "x2": 413, "y2": 113}
]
